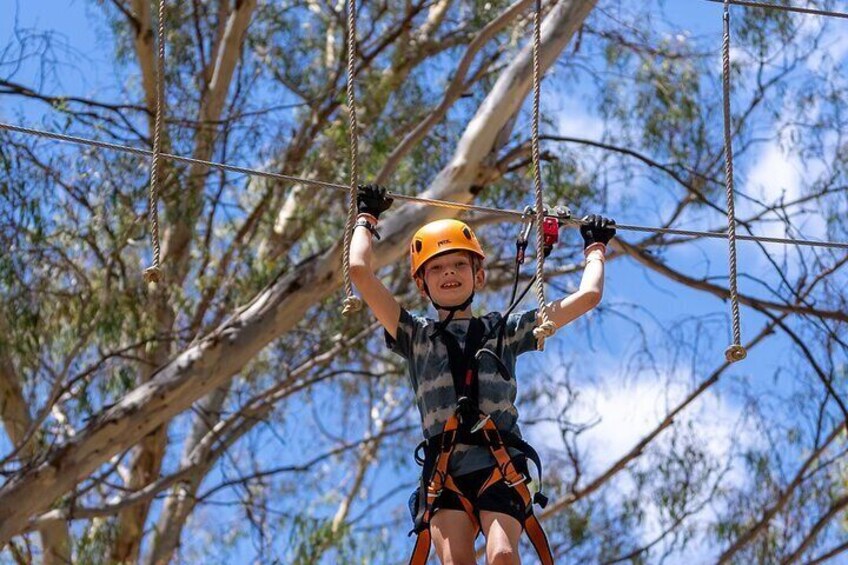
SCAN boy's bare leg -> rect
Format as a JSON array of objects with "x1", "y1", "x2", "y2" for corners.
[
  {"x1": 480, "y1": 511, "x2": 522, "y2": 565},
  {"x1": 431, "y1": 509, "x2": 478, "y2": 565}
]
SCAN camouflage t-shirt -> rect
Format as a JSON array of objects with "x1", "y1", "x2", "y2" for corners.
[{"x1": 385, "y1": 308, "x2": 539, "y2": 476}]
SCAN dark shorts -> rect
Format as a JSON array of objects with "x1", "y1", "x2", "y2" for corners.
[{"x1": 432, "y1": 457, "x2": 529, "y2": 525}]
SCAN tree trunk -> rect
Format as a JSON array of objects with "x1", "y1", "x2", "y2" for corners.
[{"x1": 0, "y1": 0, "x2": 596, "y2": 544}]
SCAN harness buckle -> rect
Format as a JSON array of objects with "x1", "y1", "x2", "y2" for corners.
[
  {"x1": 470, "y1": 415, "x2": 491, "y2": 434},
  {"x1": 506, "y1": 473, "x2": 527, "y2": 488},
  {"x1": 455, "y1": 396, "x2": 476, "y2": 423}
]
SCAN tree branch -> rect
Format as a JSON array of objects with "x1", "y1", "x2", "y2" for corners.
[
  {"x1": 718, "y1": 422, "x2": 844, "y2": 563},
  {"x1": 0, "y1": 0, "x2": 595, "y2": 542},
  {"x1": 612, "y1": 238, "x2": 847, "y2": 323}
]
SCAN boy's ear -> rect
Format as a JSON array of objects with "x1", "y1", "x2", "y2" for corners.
[
  {"x1": 474, "y1": 263, "x2": 486, "y2": 290},
  {"x1": 414, "y1": 275, "x2": 427, "y2": 297}
]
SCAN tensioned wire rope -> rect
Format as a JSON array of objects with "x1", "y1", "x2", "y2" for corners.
[
  {"x1": 704, "y1": 0, "x2": 848, "y2": 20},
  {"x1": 2, "y1": 121, "x2": 848, "y2": 251}
]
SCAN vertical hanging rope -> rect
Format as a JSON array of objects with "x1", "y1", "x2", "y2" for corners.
[
  {"x1": 530, "y1": 0, "x2": 556, "y2": 350},
  {"x1": 341, "y1": 0, "x2": 363, "y2": 316},
  {"x1": 721, "y1": 0, "x2": 747, "y2": 363},
  {"x1": 143, "y1": 0, "x2": 166, "y2": 285}
]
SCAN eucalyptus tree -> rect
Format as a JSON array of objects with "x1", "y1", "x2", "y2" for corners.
[{"x1": 1, "y1": 0, "x2": 846, "y2": 563}]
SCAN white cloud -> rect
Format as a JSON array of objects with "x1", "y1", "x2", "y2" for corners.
[
  {"x1": 745, "y1": 141, "x2": 802, "y2": 205},
  {"x1": 526, "y1": 368, "x2": 758, "y2": 561},
  {"x1": 740, "y1": 140, "x2": 828, "y2": 250},
  {"x1": 797, "y1": 17, "x2": 848, "y2": 72},
  {"x1": 528, "y1": 374, "x2": 752, "y2": 475},
  {"x1": 551, "y1": 95, "x2": 605, "y2": 140}
]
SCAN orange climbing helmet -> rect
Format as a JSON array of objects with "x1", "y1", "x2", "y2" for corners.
[{"x1": 409, "y1": 219, "x2": 486, "y2": 277}]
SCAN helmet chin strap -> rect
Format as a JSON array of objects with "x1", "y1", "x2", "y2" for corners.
[{"x1": 423, "y1": 281, "x2": 475, "y2": 339}]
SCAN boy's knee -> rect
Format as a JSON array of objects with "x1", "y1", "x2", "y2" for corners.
[
  {"x1": 441, "y1": 558, "x2": 477, "y2": 565},
  {"x1": 437, "y1": 547, "x2": 477, "y2": 565},
  {"x1": 487, "y1": 545, "x2": 519, "y2": 565}
]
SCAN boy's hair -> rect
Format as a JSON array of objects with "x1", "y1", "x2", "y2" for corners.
[{"x1": 470, "y1": 253, "x2": 484, "y2": 274}]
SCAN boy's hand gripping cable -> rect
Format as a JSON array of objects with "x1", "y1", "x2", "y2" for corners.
[{"x1": 479, "y1": 205, "x2": 573, "y2": 379}]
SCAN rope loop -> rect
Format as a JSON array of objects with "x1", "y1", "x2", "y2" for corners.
[
  {"x1": 724, "y1": 344, "x2": 747, "y2": 363},
  {"x1": 342, "y1": 296, "x2": 363, "y2": 316},
  {"x1": 143, "y1": 266, "x2": 163, "y2": 284},
  {"x1": 533, "y1": 320, "x2": 556, "y2": 351}
]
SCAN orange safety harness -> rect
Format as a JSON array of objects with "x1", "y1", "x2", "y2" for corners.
[
  {"x1": 407, "y1": 210, "x2": 571, "y2": 564},
  {"x1": 406, "y1": 315, "x2": 554, "y2": 565}
]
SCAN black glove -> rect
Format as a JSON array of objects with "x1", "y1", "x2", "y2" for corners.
[
  {"x1": 580, "y1": 214, "x2": 616, "y2": 249},
  {"x1": 357, "y1": 184, "x2": 393, "y2": 219}
]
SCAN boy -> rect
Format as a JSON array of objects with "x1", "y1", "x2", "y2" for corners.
[{"x1": 349, "y1": 185, "x2": 614, "y2": 564}]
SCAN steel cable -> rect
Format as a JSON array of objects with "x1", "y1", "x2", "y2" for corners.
[
  {"x1": 2, "y1": 121, "x2": 848, "y2": 251},
  {"x1": 704, "y1": 0, "x2": 848, "y2": 20}
]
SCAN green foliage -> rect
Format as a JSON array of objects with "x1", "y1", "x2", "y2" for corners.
[
  {"x1": 75, "y1": 519, "x2": 117, "y2": 565},
  {"x1": 1, "y1": 0, "x2": 847, "y2": 562}
]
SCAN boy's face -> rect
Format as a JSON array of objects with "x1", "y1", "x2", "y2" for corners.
[{"x1": 416, "y1": 251, "x2": 485, "y2": 306}]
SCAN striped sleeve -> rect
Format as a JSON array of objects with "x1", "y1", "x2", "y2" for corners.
[
  {"x1": 503, "y1": 309, "x2": 539, "y2": 356},
  {"x1": 384, "y1": 307, "x2": 418, "y2": 360}
]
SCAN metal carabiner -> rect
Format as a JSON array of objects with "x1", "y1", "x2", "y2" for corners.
[{"x1": 516, "y1": 205, "x2": 535, "y2": 265}]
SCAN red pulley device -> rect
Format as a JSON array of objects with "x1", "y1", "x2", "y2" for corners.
[{"x1": 542, "y1": 216, "x2": 559, "y2": 253}]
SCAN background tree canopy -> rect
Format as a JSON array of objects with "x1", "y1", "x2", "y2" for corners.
[{"x1": 1, "y1": 0, "x2": 846, "y2": 563}]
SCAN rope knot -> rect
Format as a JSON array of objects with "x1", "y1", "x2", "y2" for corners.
[
  {"x1": 533, "y1": 320, "x2": 556, "y2": 351},
  {"x1": 143, "y1": 266, "x2": 162, "y2": 284},
  {"x1": 724, "y1": 344, "x2": 747, "y2": 363},
  {"x1": 341, "y1": 296, "x2": 363, "y2": 317}
]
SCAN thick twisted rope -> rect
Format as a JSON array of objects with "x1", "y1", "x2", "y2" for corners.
[
  {"x1": 341, "y1": 0, "x2": 363, "y2": 317},
  {"x1": 143, "y1": 0, "x2": 167, "y2": 285},
  {"x1": 3, "y1": 122, "x2": 848, "y2": 251},
  {"x1": 722, "y1": 1, "x2": 746, "y2": 363},
  {"x1": 529, "y1": 0, "x2": 556, "y2": 350}
]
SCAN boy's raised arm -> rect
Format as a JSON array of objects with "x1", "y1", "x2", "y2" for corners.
[
  {"x1": 349, "y1": 185, "x2": 402, "y2": 339},
  {"x1": 545, "y1": 215, "x2": 616, "y2": 329}
]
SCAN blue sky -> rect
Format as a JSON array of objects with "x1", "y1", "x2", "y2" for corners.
[{"x1": 2, "y1": 1, "x2": 847, "y2": 562}]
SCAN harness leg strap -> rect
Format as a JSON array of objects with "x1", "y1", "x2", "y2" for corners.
[
  {"x1": 408, "y1": 528, "x2": 431, "y2": 565},
  {"x1": 525, "y1": 514, "x2": 554, "y2": 565}
]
